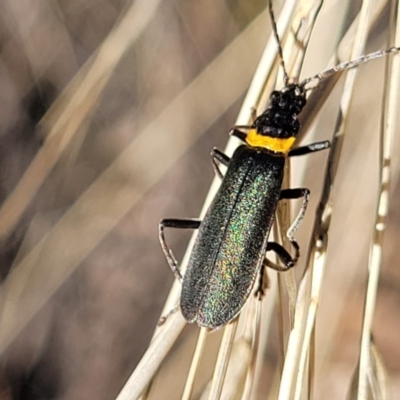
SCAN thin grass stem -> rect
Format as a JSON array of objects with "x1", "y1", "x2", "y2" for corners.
[{"x1": 357, "y1": 0, "x2": 400, "y2": 398}]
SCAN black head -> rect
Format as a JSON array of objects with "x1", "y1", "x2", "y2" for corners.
[{"x1": 251, "y1": 84, "x2": 306, "y2": 139}]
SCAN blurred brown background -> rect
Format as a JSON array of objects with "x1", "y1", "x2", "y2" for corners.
[{"x1": 0, "y1": 0, "x2": 399, "y2": 399}]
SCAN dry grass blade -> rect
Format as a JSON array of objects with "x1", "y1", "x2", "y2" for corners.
[
  {"x1": 240, "y1": 294, "x2": 263, "y2": 400},
  {"x1": 0, "y1": 10, "x2": 268, "y2": 358},
  {"x1": 121, "y1": 1, "x2": 400, "y2": 399},
  {"x1": 368, "y1": 342, "x2": 389, "y2": 400},
  {"x1": 278, "y1": 0, "x2": 378, "y2": 397},
  {"x1": 1, "y1": 0, "x2": 399, "y2": 398},
  {"x1": 275, "y1": 0, "x2": 323, "y2": 337},
  {"x1": 347, "y1": 342, "x2": 389, "y2": 400},
  {"x1": 0, "y1": 0, "x2": 163, "y2": 242},
  {"x1": 302, "y1": 2, "x2": 399, "y2": 384},
  {"x1": 201, "y1": 335, "x2": 252, "y2": 400},
  {"x1": 115, "y1": 312, "x2": 187, "y2": 400},
  {"x1": 203, "y1": 289, "x2": 263, "y2": 400},
  {"x1": 293, "y1": 241, "x2": 326, "y2": 400},
  {"x1": 114, "y1": 9, "x2": 284, "y2": 399},
  {"x1": 231, "y1": 0, "x2": 299, "y2": 128},
  {"x1": 207, "y1": 321, "x2": 238, "y2": 400},
  {"x1": 206, "y1": 2, "x2": 321, "y2": 398},
  {"x1": 182, "y1": 329, "x2": 208, "y2": 400},
  {"x1": 356, "y1": 1, "x2": 400, "y2": 398},
  {"x1": 126, "y1": 2, "x2": 301, "y2": 399},
  {"x1": 299, "y1": 0, "x2": 389, "y2": 136}
]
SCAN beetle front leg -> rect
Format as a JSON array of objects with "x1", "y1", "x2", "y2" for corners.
[
  {"x1": 288, "y1": 140, "x2": 330, "y2": 157},
  {"x1": 279, "y1": 188, "x2": 310, "y2": 262},
  {"x1": 159, "y1": 218, "x2": 201, "y2": 283},
  {"x1": 229, "y1": 128, "x2": 248, "y2": 142},
  {"x1": 210, "y1": 148, "x2": 230, "y2": 179}
]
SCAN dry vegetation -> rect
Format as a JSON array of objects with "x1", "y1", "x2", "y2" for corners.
[{"x1": 0, "y1": 0, "x2": 399, "y2": 399}]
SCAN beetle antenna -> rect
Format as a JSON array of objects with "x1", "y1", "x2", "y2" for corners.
[
  {"x1": 268, "y1": 0, "x2": 289, "y2": 87},
  {"x1": 300, "y1": 45, "x2": 400, "y2": 89}
]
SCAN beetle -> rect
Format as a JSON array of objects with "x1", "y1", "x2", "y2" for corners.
[
  {"x1": 158, "y1": 1, "x2": 400, "y2": 331},
  {"x1": 159, "y1": 82, "x2": 330, "y2": 330}
]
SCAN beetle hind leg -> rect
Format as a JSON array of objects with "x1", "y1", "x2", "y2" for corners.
[{"x1": 158, "y1": 218, "x2": 201, "y2": 326}]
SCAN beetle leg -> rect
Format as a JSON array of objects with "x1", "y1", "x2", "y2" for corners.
[
  {"x1": 279, "y1": 188, "x2": 310, "y2": 262},
  {"x1": 264, "y1": 241, "x2": 296, "y2": 271},
  {"x1": 210, "y1": 148, "x2": 230, "y2": 179},
  {"x1": 288, "y1": 140, "x2": 330, "y2": 157},
  {"x1": 159, "y1": 218, "x2": 202, "y2": 283},
  {"x1": 254, "y1": 263, "x2": 270, "y2": 298},
  {"x1": 229, "y1": 128, "x2": 248, "y2": 142}
]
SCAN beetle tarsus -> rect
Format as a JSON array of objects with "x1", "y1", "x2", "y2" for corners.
[{"x1": 254, "y1": 263, "x2": 267, "y2": 299}]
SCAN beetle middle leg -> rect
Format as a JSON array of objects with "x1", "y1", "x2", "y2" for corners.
[{"x1": 159, "y1": 218, "x2": 201, "y2": 282}]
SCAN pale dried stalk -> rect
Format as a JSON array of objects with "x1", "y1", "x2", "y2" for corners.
[
  {"x1": 206, "y1": 1, "x2": 318, "y2": 398},
  {"x1": 115, "y1": 312, "x2": 187, "y2": 400},
  {"x1": 280, "y1": 2, "x2": 393, "y2": 364},
  {"x1": 115, "y1": 10, "x2": 282, "y2": 399},
  {"x1": 275, "y1": 0, "x2": 323, "y2": 343},
  {"x1": 120, "y1": 0, "x2": 398, "y2": 399},
  {"x1": 0, "y1": 8, "x2": 267, "y2": 358},
  {"x1": 130, "y1": 2, "x2": 308, "y2": 398},
  {"x1": 207, "y1": 321, "x2": 238, "y2": 400},
  {"x1": 134, "y1": 2, "x2": 301, "y2": 399},
  {"x1": 181, "y1": 329, "x2": 208, "y2": 400},
  {"x1": 0, "y1": 0, "x2": 163, "y2": 241},
  {"x1": 278, "y1": 0, "x2": 377, "y2": 397},
  {"x1": 292, "y1": 234, "x2": 326, "y2": 400},
  {"x1": 304, "y1": 0, "x2": 395, "y2": 378},
  {"x1": 139, "y1": 3, "x2": 336, "y2": 396},
  {"x1": 356, "y1": 0, "x2": 400, "y2": 398},
  {"x1": 299, "y1": 0, "x2": 390, "y2": 136},
  {"x1": 369, "y1": 343, "x2": 389, "y2": 399},
  {"x1": 240, "y1": 291, "x2": 263, "y2": 400},
  {"x1": 200, "y1": 328, "x2": 253, "y2": 400}
]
